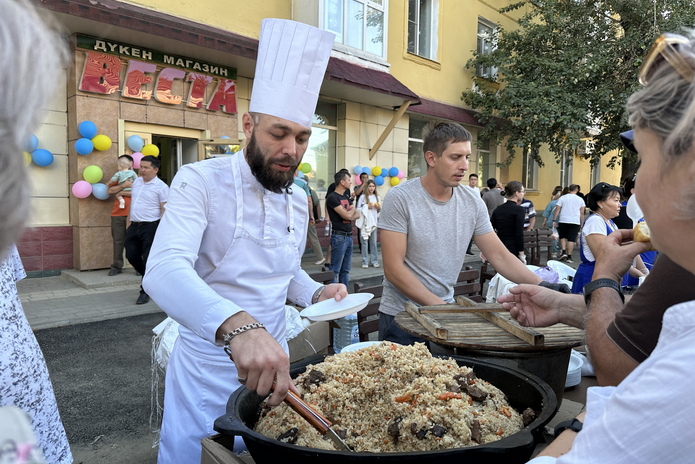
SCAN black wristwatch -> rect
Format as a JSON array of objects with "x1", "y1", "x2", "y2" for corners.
[
  {"x1": 583, "y1": 278, "x2": 624, "y2": 306},
  {"x1": 553, "y1": 418, "x2": 583, "y2": 437}
]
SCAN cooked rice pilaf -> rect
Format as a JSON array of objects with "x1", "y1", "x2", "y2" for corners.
[{"x1": 255, "y1": 342, "x2": 526, "y2": 452}]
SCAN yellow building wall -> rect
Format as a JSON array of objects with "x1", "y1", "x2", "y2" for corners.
[{"x1": 124, "y1": 0, "x2": 291, "y2": 37}]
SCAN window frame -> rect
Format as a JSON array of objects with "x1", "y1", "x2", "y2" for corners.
[
  {"x1": 407, "y1": 118, "x2": 429, "y2": 179},
  {"x1": 407, "y1": 0, "x2": 439, "y2": 61},
  {"x1": 477, "y1": 17, "x2": 498, "y2": 80},
  {"x1": 522, "y1": 148, "x2": 539, "y2": 190},
  {"x1": 322, "y1": 0, "x2": 388, "y2": 59}
]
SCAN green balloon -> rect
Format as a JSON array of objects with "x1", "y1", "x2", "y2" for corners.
[
  {"x1": 300, "y1": 163, "x2": 312, "y2": 173},
  {"x1": 83, "y1": 165, "x2": 103, "y2": 184}
]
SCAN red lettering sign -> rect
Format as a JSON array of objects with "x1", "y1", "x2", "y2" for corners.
[
  {"x1": 155, "y1": 68, "x2": 186, "y2": 105},
  {"x1": 79, "y1": 51, "x2": 122, "y2": 94},
  {"x1": 206, "y1": 79, "x2": 237, "y2": 114},
  {"x1": 123, "y1": 60, "x2": 156, "y2": 100},
  {"x1": 186, "y1": 73, "x2": 213, "y2": 109}
]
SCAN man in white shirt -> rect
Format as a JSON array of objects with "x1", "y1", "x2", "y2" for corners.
[
  {"x1": 552, "y1": 184, "x2": 586, "y2": 263},
  {"x1": 142, "y1": 20, "x2": 342, "y2": 463},
  {"x1": 124, "y1": 155, "x2": 169, "y2": 304}
]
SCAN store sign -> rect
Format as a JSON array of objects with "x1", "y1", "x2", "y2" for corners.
[{"x1": 76, "y1": 35, "x2": 237, "y2": 114}]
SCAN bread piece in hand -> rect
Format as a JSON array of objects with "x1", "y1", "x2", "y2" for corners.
[{"x1": 634, "y1": 222, "x2": 656, "y2": 251}]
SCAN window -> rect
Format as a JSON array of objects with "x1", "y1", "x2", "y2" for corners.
[
  {"x1": 408, "y1": 119, "x2": 428, "y2": 178},
  {"x1": 590, "y1": 162, "x2": 600, "y2": 187},
  {"x1": 477, "y1": 137, "x2": 491, "y2": 183},
  {"x1": 305, "y1": 101, "x2": 338, "y2": 197},
  {"x1": 477, "y1": 18, "x2": 497, "y2": 79},
  {"x1": 522, "y1": 148, "x2": 539, "y2": 190},
  {"x1": 407, "y1": 0, "x2": 438, "y2": 60},
  {"x1": 324, "y1": 0, "x2": 387, "y2": 57}
]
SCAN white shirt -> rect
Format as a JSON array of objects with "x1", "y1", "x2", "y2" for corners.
[
  {"x1": 555, "y1": 193, "x2": 585, "y2": 225},
  {"x1": 129, "y1": 176, "x2": 169, "y2": 222},
  {"x1": 578, "y1": 214, "x2": 616, "y2": 262},
  {"x1": 528, "y1": 299, "x2": 695, "y2": 463},
  {"x1": 465, "y1": 185, "x2": 481, "y2": 195}
]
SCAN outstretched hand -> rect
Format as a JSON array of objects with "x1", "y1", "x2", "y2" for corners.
[{"x1": 497, "y1": 284, "x2": 568, "y2": 327}]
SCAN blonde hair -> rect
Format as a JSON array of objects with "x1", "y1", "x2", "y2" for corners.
[
  {"x1": 627, "y1": 30, "x2": 695, "y2": 219},
  {"x1": 0, "y1": 0, "x2": 67, "y2": 254}
]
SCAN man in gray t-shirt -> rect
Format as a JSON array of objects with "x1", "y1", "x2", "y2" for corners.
[{"x1": 378, "y1": 122, "x2": 543, "y2": 344}]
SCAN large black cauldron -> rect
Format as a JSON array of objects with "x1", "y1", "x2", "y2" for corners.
[{"x1": 214, "y1": 354, "x2": 557, "y2": 464}]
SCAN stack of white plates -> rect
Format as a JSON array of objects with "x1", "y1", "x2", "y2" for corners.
[{"x1": 565, "y1": 350, "x2": 584, "y2": 388}]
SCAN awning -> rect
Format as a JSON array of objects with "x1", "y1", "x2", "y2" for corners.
[
  {"x1": 323, "y1": 58, "x2": 420, "y2": 108},
  {"x1": 408, "y1": 98, "x2": 482, "y2": 127}
]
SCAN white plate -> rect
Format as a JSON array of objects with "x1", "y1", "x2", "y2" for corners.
[
  {"x1": 300, "y1": 293, "x2": 374, "y2": 322},
  {"x1": 340, "y1": 341, "x2": 383, "y2": 352},
  {"x1": 565, "y1": 351, "x2": 585, "y2": 388}
]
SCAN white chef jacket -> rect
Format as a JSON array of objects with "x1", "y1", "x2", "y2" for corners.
[
  {"x1": 143, "y1": 151, "x2": 321, "y2": 463},
  {"x1": 529, "y1": 299, "x2": 695, "y2": 463}
]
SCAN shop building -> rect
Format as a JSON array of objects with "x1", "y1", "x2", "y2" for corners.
[{"x1": 24, "y1": 0, "x2": 619, "y2": 275}]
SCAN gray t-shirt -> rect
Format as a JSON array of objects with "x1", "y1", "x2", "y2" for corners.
[{"x1": 378, "y1": 178, "x2": 493, "y2": 316}]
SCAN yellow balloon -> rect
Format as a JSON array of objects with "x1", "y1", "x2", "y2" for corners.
[
  {"x1": 92, "y1": 134, "x2": 112, "y2": 151},
  {"x1": 141, "y1": 144, "x2": 160, "y2": 157},
  {"x1": 390, "y1": 177, "x2": 400, "y2": 186},
  {"x1": 372, "y1": 166, "x2": 382, "y2": 176},
  {"x1": 23, "y1": 151, "x2": 32, "y2": 166}
]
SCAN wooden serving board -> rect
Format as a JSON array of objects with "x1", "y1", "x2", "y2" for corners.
[{"x1": 395, "y1": 303, "x2": 584, "y2": 352}]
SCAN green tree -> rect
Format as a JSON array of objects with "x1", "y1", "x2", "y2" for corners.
[{"x1": 462, "y1": 0, "x2": 695, "y2": 168}]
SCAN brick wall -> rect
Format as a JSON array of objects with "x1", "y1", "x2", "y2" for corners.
[{"x1": 17, "y1": 226, "x2": 73, "y2": 275}]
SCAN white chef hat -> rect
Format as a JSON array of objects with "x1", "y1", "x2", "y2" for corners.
[{"x1": 249, "y1": 19, "x2": 335, "y2": 128}]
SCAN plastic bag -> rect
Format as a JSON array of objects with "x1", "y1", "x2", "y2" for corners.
[
  {"x1": 551, "y1": 226, "x2": 559, "y2": 241},
  {"x1": 534, "y1": 266, "x2": 559, "y2": 283}
]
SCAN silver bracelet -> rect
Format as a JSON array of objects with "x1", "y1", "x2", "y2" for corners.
[
  {"x1": 222, "y1": 322, "x2": 266, "y2": 347},
  {"x1": 311, "y1": 285, "x2": 326, "y2": 304}
]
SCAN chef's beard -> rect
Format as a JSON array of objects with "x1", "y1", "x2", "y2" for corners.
[{"x1": 245, "y1": 133, "x2": 299, "y2": 194}]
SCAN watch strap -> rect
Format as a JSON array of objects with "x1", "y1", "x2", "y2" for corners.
[
  {"x1": 583, "y1": 278, "x2": 624, "y2": 306},
  {"x1": 553, "y1": 418, "x2": 583, "y2": 437}
]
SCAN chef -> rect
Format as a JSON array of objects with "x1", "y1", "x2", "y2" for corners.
[{"x1": 143, "y1": 19, "x2": 341, "y2": 463}]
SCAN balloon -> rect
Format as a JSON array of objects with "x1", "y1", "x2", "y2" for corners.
[
  {"x1": 75, "y1": 138, "x2": 94, "y2": 155},
  {"x1": 72, "y1": 180, "x2": 92, "y2": 199},
  {"x1": 390, "y1": 177, "x2": 400, "y2": 186},
  {"x1": 27, "y1": 134, "x2": 39, "y2": 152},
  {"x1": 389, "y1": 167, "x2": 399, "y2": 177},
  {"x1": 78, "y1": 121, "x2": 98, "y2": 139},
  {"x1": 131, "y1": 152, "x2": 144, "y2": 169},
  {"x1": 220, "y1": 135, "x2": 231, "y2": 139},
  {"x1": 374, "y1": 176, "x2": 384, "y2": 186},
  {"x1": 353, "y1": 165, "x2": 362, "y2": 175},
  {"x1": 23, "y1": 151, "x2": 32, "y2": 166},
  {"x1": 141, "y1": 144, "x2": 159, "y2": 157},
  {"x1": 397, "y1": 170, "x2": 405, "y2": 179},
  {"x1": 127, "y1": 134, "x2": 144, "y2": 152},
  {"x1": 372, "y1": 166, "x2": 382, "y2": 176},
  {"x1": 354, "y1": 175, "x2": 362, "y2": 186},
  {"x1": 362, "y1": 167, "x2": 370, "y2": 175},
  {"x1": 300, "y1": 163, "x2": 312, "y2": 173},
  {"x1": 31, "y1": 149, "x2": 53, "y2": 167},
  {"x1": 91, "y1": 183, "x2": 110, "y2": 200},
  {"x1": 92, "y1": 134, "x2": 112, "y2": 151},
  {"x1": 83, "y1": 165, "x2": 103, "y2": 184}
]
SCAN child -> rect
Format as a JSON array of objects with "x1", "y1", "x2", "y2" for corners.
[{"x1": 108, "y1": 157, "x2": 137, "y2": 209}]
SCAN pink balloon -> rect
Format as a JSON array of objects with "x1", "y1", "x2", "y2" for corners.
[
  {"x1": 354, "y1": 175, "x2": 362, "y2": 186},
  {"x1": 397, "y1": 171, "x2": 405, "y2": 179},
  {"x1": 131, "y1": 152, "x2": 144, "y2": 169},
  {"x1": 72, "y1": 180, "x2": 93, "y2": 199}
]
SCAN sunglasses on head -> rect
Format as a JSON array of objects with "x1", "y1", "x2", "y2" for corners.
[{"x1": 639, "y1": 33, "x2": 695, "y2": 86}]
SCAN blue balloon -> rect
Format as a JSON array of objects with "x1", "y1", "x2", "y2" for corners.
[
  {"x1": 31, "y1": 149, "x2": 54, "y2": 167},
  {"x1": 362, "y1": 167, "x2": 371, "y2": 175},
  {"x1": 91, "y1": 183, "x2": 110, "y2": 200},
  {"x1": 127, "y1": 135, "x2": 144, "y2": 152},
  {"x1": 389, "y1": 167, "x2": 399, "y2": 177},
  {"x1": 220, "y1": 135, "x2": 231, "y2": 139},
  {"x1": 75, "y1": 138, "x2": 94, "y2": 155},
  {"x1": 27, "y1": 134, "x2": 39, "y2": 152},
  {"x1": 78, "y1": 121, "x2": 98, "y2": 139},
  {"x1": 353, "y1": 165, "x2": 362, "y2": 175},
  {"x1": 374, "y1": 175, "x2": 385, "y2": 186}
]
